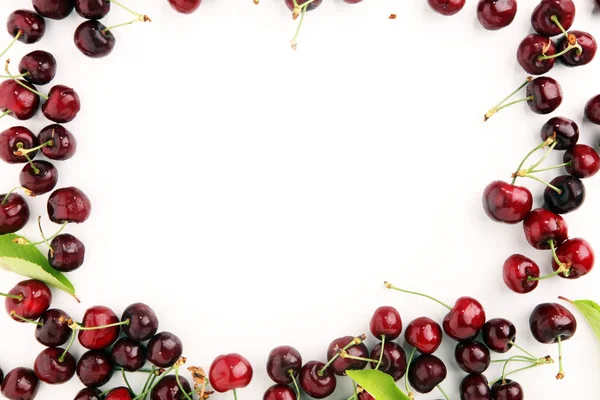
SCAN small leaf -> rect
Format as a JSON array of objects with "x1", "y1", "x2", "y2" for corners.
[
  {"x1": 0, "y1": 234, "x2": 78, "y2": 300},
  {"x1": 346, "y1": 370, "x2": 410, "y2": 400},
  {"x1": 567, "y1": 298, "x2": 600, "y2": 342}
]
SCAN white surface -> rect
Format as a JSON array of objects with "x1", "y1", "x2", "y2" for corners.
[{"x1": 0, "y1": 0, "x2": 599, "y2": 399}]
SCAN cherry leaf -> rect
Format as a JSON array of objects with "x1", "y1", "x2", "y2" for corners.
[
  {"x1": 566, "y1": 299, "x2": 600, "y2": 342},
  {"x1": 346, "y1": 370, "x2": 410, "y2": 400},
  {"x1": 0, "y1": 233, "x2": 78, "y2": 300}
]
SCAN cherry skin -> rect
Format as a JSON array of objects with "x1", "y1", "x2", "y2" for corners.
[
  {"x1": 105, "y1": 387, "x2": 133, "y2": 400},
  {"x1": 121, "y1": 303, "x2": 159, "y2": 342},
  {"x1": 78, "y1": 305, "x2": 121, "y2": 350},
  {"x1": 42, "y1": 85, "x2": 81, "y2": 123},
  {"x1": 404, "y1": 316, "x2": 443, "y2": 354},
  {"x1": 19, "y1": 50, "x2": 57, "y2": 85},
  {"x1": 326, "y1": 336, "x2": 369, "y2": 376},
  {"x1": 454, "y1": 340, "x2": 491, "y2": 374},
  {"x1": 552, "y1": 238, "x2": 594, "y2": 279},
  {"x1": 516, "y1": 34, "x2": 556, "y2": 75},
  {"x1": 150, "y1": 375, "x2": 191, "y2": 400},
  {"x1": 33, "y1": 347, "x2": 76, "y2": 384},
  {"x1": 476, "y1": 0, "x2": 517, "y2": 30},
  {"x1": 564, "y1": 144, "x2": 600, "y2": 178},
  {"x1": 266, "y1": 345, "x2": 302, "y2": 384},
  {"x1": 370, "y1": 306, "x2": 402, "y2": 340},
  {"x1": 482, "y1": 181, "x2": 532, "y2": 224},
  {"x1": 35, "y1": 308, "x2": 72, "y2": 347},
  {"x1": 427, "y1": 0, "x2": 465, "y2": 16},
  {"x1": 502, "y1": 254, "x2": 540, "y2": 294},
  {"x1": 263, "y1": 385, "x2": 297, "y2": 400},
  {"x1": 5, "y1": 279, "x2": 52, "y2": 322},
  {"x1": 540, "y1": 116, "x2": 579, "y2": 150},
  {"x1": 32, "y1": 0, "x2": 74, "y2": 20},
  {"x1": 531, "y1": 0, "x2": 575, "y2": 37},
  {"x1": 482, "y1": 318, "x2": 516, "y2": 353},
  {"x1": 1, "y1": 367, "x2": 39, "y2": 400},
  {"x1": 460, "y1": 373, "x2": 492, "y2": 400},
  {"x1": 6, "y1": 10, "x2": 46, "y2": 44},
  {"x1": 298, "y1": 361, "x2": 336, "y2": 399},
  {"x1": 49, "y1": 233, "x2": 86, "y2": 272},
  {"x1": 0, "y1": 126, "x2": 38, "y2": 163},
  {"x1": 526, "y1": 76, "x2": 562, "y2": 115},
  {"x1": 75, "y1": 0, "x2": 111, "y2": 19},
  {"x1": 147, "y1": 332, "x2": 183, "y2": 368},
  {"x1": 168, "y1": 0, "x2": 202, "y2": 14},
  {"x1": 443, "y1": 297, "x2": 486, "y2": 340},
  {"x1": 407, "y1": 354, "x2": 447, "y2": 394},
  {"x1": 47, "y1": 186, "x2": 92, "y2": 224},
  {"x1": 285, "y1": 0, "x2": 323, "y2": 12},
  {"x1": 209, "y1": 353, "x2": 253, "y2": 393},
  {"x1": 76, "y1": 350, "x2": 114, "y2": 387},
  {"x1": 530, "y1": 303, "x2": 577, "y2": 344},
  {"x1": 74, "y1": 388, "x2": 102, "y2": 400},
  {"x1": 19, "y1": 160, "x2": 58, "y2": 195},
  {"x1": 74, "y1": 20, "x2": 116, "y2": 58},
  {"x1": 491, "y1": 379, "x2": 524, "y2": 400},
  {"x1": 543, "y1": 175, "x2": 585, "y2": 214},
  {"x1": 0, "y1": 193, "x2": 30, "y2": 235},
  {"x1": 523, "y1": 208, "x2": 568, "y2": 250},
  {"x1": 358, "y1": 392, "x2": 375, "y2": 400},
  {"x1": 369, "y1": 342, "x2": 407, "y2": 381},
  {"x1": 0, "y1": 79, "x2": 41, "y2": 120},
  {"x1": 558, "y1": 31, "x2": 597, "y2": 66},
  {"x1": 585, "y1": 94, "x2": 600, "y2": 124},
  {"x1": 38, "y1": 124, "x2": 77, "y2": 161},
  {"x1": 111, "y1": 338, "x2": 146, "y2": 372}
]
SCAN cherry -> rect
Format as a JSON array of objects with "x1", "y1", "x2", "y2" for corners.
[
  {"x1": 6, "y1": 10, "x2": 46, "y2": 44},
  {"x1": 558, "y1": 31, "x2": 597, "y2": 66},
  {"x1": 266, "y1": 345, "x2": 302, "y2": 385},
  {"x1": 0, "y1": 79, "x2": 41, "y2": 120},
  {"x1": 4, "y1": 279, "x2": 51, "y2": 322},
  {"x1": 531, "y1": 0, "x2": 575, "y2": 37},
  {"x1": 74, "y1": 388, "x2": 102, "y2": 400},
  {"x1": 49, "y1": 233, "x2": 86, "y2": 272},
  {"x1": 427, "y1": 0, "x2": 465, "y2": 16},
  {"x1": 121, "y1": 302, "x2": 159, "y2": 342},
  {"x1": 516, "y1": 35, "x2": 556, "y2": 75},
  {"x1": 369, "y1": 342, "x2": 407, "y2": 381},
  {"x1": 502, "y1": 254, "x2": 540, "y2": 294},
  {"x1": 585, "y1": 94, "x2": 600, "y2": 124},
  {"x1": 551, "y1": 238, "x2": 594, "y2": 279},
  {"x1": 522, "y1": 208, "x2": 568, "y2": 250},
  {"x1": 407, "y1": 354, "x2": 447, "y2": 394},
  {"x1": 111, "y1": 338, "x2": 146, "y2": 372},
  {"x1": 74, "y1": 20, "x2": 116, "y2": 58},
  {"x1": 38, "y1": 124, "x2": 77, "y2": 161},
  {"x1": 543, "y1": 175, "x2": 585, "y2": 214},
  {"x1": 263, "y1": 385, "x2": 297, "y2": 400},
  {"x1": 0, "y1": 126, "x2": 38, "y2": 163},
  {"x1": 105, "y1": 387, "x2": 133, "y2": 400},
  {"x1": 526, "y1": 76, "x2": 562, "y2": 115},
  {"x1": 168, "y1": 0, "x2": 202, "y2": 14},
  {"x1": 19, "y1": 160, "x2": 58, "y2": 195},
  {"x1": 75, "y1": 0, "x2": 111, "y2": 19},
  {"x1": 47, "y1": 186, "x2": 92, "y2": 224},
  {"x1": 370, "y1": 306, "x2": 402, "y2": 340},
  {"x1": 491, "y1": 379, "x2": 523, "y2": 400},
  {"x1": 404, "y1": 316, "x2": 443, "y2": 354},
  {"x1": 482, "y1": 181, "x2": 533, "y2": 224},
  {"x1": 443, "y1": 297, "x2": 486, "y2": 340},
  {"x1": 358, "y1": 391, "x2": 375, "y2": 400},
  {"x1": 147, "y1": 332, "x2": 183, "y2": 367},
  {"x1": 32, "y1": 0, "x2": 74, "y2": 20},
  {"x1": 42, "y1": 85, "x2": 81, "y2": 123},
  {"x1": 0, "y1": 367, "x2": 39, "y2": 400},
  {"x1": 476, "y1": 0, "x2": 517, "y2": 30},
  {"x1": 284, "y1": 0, "x2": 323, "y2": 12},
  {"x1": 564, "y1": 144, "x2": 600, "y2": 178},
  {"x1": 325, "y1": 335, "x2": 369, "y2": 376},
  {"x1": 540, "y1": 116, "x2": 579, "y2": 150},
  {"x1": 209, "y1": 353, "x2": 253, "y2": 393},
  {"x1": 298, "y1": 361, "x2": 336, "y2": 399},
  {"x1": 482, "y1": 318, "x2": 516, "y2": 353},
  {"x1": 454, "y1": 340, "x2": 490, "y2": 374},
  {"x1": 150, "y1": 375, "x2": 191, "y2": 400},
  {"x1": 76, "y1": 350, "x2": 114, "y2": 387},
  {"x1": 459, "y1": 373, "x2": 492, "y2": 400},
  {"x1": 19, "y1": 50, "x2": 57, "y2": 85},
  {"x1": 33, "y1": 347, "x2": 76, "y2": 384},
  {"x1": 78, "y1": 305, "x2": 121, "y2": 350},
  {"x1": 0, "y1": 192, "x2": 30, "y2": 234},
  {"x1": 35, "y1": 308, "x2": 72, "y2": 347}
]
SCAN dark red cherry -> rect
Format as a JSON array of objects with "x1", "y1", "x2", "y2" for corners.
[
  {"x1": 75, "y1": 0, "x2": 111, "y2": 19},
  {"x1": 427, "y1": 0, "x2": 465, "y2": 15},
  {"x1": 370, "y1": 306, "x2": 402, "y2": 340},
  {"x1": 19, "y1": 50, "x2": 57, "y2": 85},
  {"x1": 407, "y1": 354, "x2": 447, "y2": 394},
  {"x1": 74, "y1": 388, "x2": 102, "y2": 400},
  {"x1": 33, "y1": 347, "x2": 76, "y2": 384},
  {"x1": 5, "y1": 279, "x2": 51, "y2": 322},
  {"x1": 523, "y1": 208, "x2": 568, "y2": 250},
  {"x1": 147, "y1": 332, "x2": 183, "y2": 368},
  {"x1": 298, "y1": 361, "x2": 336, "y2": 399},
  {"x1": 476, "y1": 0, "x2": 517, "y2": 30},
  {"x1": 0, "y1": 126, "x2": 38, "y2": 163},
  {"x1": 552, "y1": 238, "x2": 594, "y2": 279},
  {"x1": 516, "y1": 34, "x2": 556, "y2": 75},
  {"x1": 74, "y1": 20, "x2": 116, "y2": 58},
  {"x1": 369, "y1": 342, "x2": 407, "y2": 381},
  {"x1": 284, "y1": 0, "x2": 323, "y2": 12},
  {"x1": 49, "y1": 233, "x2": 86, "y2": 272},
  {"x1": 526, "y1": 76, "x2": 562, "y2": 115},
  {"x1": 1, "y1": 367, "x2": 39, "y2": 400},
  {"x1": 168, "y1": 0, "x2": 201, "y2": 14},
  {"x1": 503, "y1": 254, "x2": 540, "y2": 294},
  {"x1": 443, "y1": 297, "x2": 486, "y2": 340},
  {"x1": 540, "y1": 116, "x2": 579, "y2": 150},
  {"x1": 32, "y1": 0, "x2": 74, "y2": 20},
  {"x1": 482, "y1": 318, "x2": 516, "y2": 353},
  {"x1": 121, "y1": 303, "x2": 159, "y2": 342},
  {"x1": 19, "y1": 160, "x2": 58, "y2": 195},
  {"x1": 564, "y1": 144, "x2": 600, "y2": 178},
  {"x1": 263, "y1": 385, "x2": 297, "y2": 400},
  {"x1": 358, "y1": 391, "x2": 375, "y2": 400},
  {"x1": 209, "y1": 353, "x2": 253, "y2": 393},
  {"x1": 543, "y1": 175, "x2": 585, "y2": 214},
  {"x1": 266, "y1": 345, "x2": 302, "y2": 385},
  {"x1": 585, "y1": 94, "x2": 600, "y2": 124},
  {"x1": 111, "y1": 338, "x2": 146, "y2": 372},
  {"x1": 35, "y1": 308, "x2": 72, "y2": 347},
  {"x1": 531, "y1": 0, "x2": 575, "y2": 37},
  {"x1": 6, "y1": 10, "x2": 46, "y2": 44},
  {"x1": 482, "y1": 181, "x2": 532, "y2": 224},
  {"x1": 150, "y1": 375, "x2": 191, "y2": 400},
  {"x1": 529, "y1": 302, "x2": 576, "y2": 343},
  {"x1": 42, "y1": 85, "x2": 81, "y2": 123},
  {"x1": 491, "y1": 379, "x2": 523, "y2": 400},
  {"x1": 47, "y1": 186, "x2": 92, "y2": 224},
  {"x1": 78, "y1": 306, "x2": 120, "y2": 350},
  {"x1": 460, "y1": 373, "x2": 492, "y2": 400},
  {"x1": 454, "y1": 340, "x2": 490, "y2": 374},
  {"x1": 0, "y1": 193, "x2": 30, "y2": 234},
  {"x1": 38, "y1": 124, "x2": 77, "y2": 161},
  {"x1": 326, "y1": 336, "x2": 368, "y2": 376},
  {"x1": 405, "y1": 316, "x2": 443, "y2": 354},
  {"x1": 0, "y1": 79, "x2": 41, "y2": 120},
  {"x1": 558, "y1": 31, "x2": 597, "y2": 66},
  {"x1": 76, "y1": 350, "x2": 113, "y2": 387},
  {"x1": 105, "y1": 387, "x2": 133, "y2": 400}
]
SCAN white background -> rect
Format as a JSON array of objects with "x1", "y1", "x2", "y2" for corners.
[{"x1": 0, "y1": 0, "x2": 599, "y2": 398}]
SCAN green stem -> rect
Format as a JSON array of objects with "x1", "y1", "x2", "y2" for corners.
[
  {"x1": 548, "y1": 239, "x2": 571, "y2": 277},
  {"x1": 527, "y1": 269, "x2": 563, "y2": 281},
  {"x1": 437, "y1": 385, "x2": 450, "y2": 400},
  {"x1": 290, "y1": 5, "x2": 307, "y2": 49},
  {"x1": 491, "y1": 357, "x2": 535, "y2": 363},
  {"x1": 484, "y1": 77, "x2": 532, "y2": 121},
  {"x1": 9, "y1": 311, "x2": 42, "y2": 325},
  {"x1": 14, "y1": 140, "x2": 53, "y2": 156},
  {"x1": 557, "y1": 336, "x2": 565, "y2": 379},
  {"x1": 0, "y1": 293, "x2": 24, "y2": 301},
  {"x1": 539, "y1": 42, "x2": 582, "y2": 60},
  {"x1": 4, "y1": 66, "x2": 48, "y2": 99},
  {"x1": 511, "y1": 140, "x2": 552, "y2": 184},
  {"x1": 122, "y1": 368, "x2": 136, "y2": 397},
  {"x1": 133, "y1": 366, "x2": 176, "y2": 400},
  {"x1": 405, "y1": 348, "x2": 416, "y2": 395},
  {"x1": 25, "y1": 222, "x2": 68, "y2": 246},
  {"x1": 141, "y1": 366, "x2": 156, "y2": 394},
  {"x1": 233, "y1": 389, "x2": 238, "y2": 400},
  {"x1": 1, "y1": 186, "x2": 29, "y2": 205},
  {"x1": 340, "y1": 354, "x2": 379, "y2": 363},
  {"x1": 524, "y1": 174, "x2": 562, "y2": 194},
  {"x1": 319, "y1": 335, "x2": 366, "y2": 376},
  {"x1": 0, "y1": 109, "x2": 11, "y2": 119},
  {"x1": 23, "y1": 153, "x2": 40, "y2": 175},
  {"x1": 527, "y1": 141, "x2": 557, "y2": 173},
  {"x1": 103, "y1": 18, "x2": 141, "y2": 33},
  {"x1": 75, "y1": 319, "x2": 130, "y2": 331},
  {"x1": 550, "y1": 15, "x2": 569, "y2": 38},
  {"x1": 529, "y1": 161, "x2": 571, "y2": 174},
  {"x1": 290, "y1": 371, "x2": 301, "y2": 400},
  {"x1": 375, "y1": 335, "x2": 385, "y2": 370},
  {"x1": 37, "y1": 216, "x2": 54, "y2": 255},
  {"x1": 175, "y1": 368, "x2": 193, "y2": 400},
  {"x1": 59, "y1": 331, "x2": 77, "y2": 363},
  {"x1": 494, "y1": 96, "x2": 533, "y2": 113},
  {"x1": 509, "y1": 341, "x2": 537, "y2": 360},
  {"x1": 384, "y1": 282, "x2": 452, "y2": 310},
  {"x1": 488, "y1": 363, "x2": 539, "y2": 386},
  {"x1": 108, "y1": 0, "x2": 140, "y2": 17},
  {"x1": 0, "y1": 30, "x2": 22, "y2": 60}
]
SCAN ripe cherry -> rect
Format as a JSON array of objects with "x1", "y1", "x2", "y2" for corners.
[
  {"x1": 543, "y1": 175, "x2": 585, "y2": 214},
  {"x1": 454, "y1": 340, "x2": 490, "y2": 374},
  {"x1": 19, "y1": 160, "x2": 58, "y2": 195},
  {"x1": 78, "y1": 305, "x2": 122, "y2": 350},
  {"x1": 263, "y1": 385, "x2": 297, "y2": 400},
  {"x1": 523, "y1": 208, "x2": 568, "y2": 250},
  {"x1": 459, "y1": 373, "x2": 492, "y2": 400},
  {"x1": 32, "y1": 0, "x2": 74, "y2": 20},
  {"x1": 266, "y1": 345, "x2": 302, "y2": 385},
  {"x1": 76, "y1": 350, "x2": 114, "y2": 387},
  {"x1": 443, "y1": 297, "x2": 486, "y2": 340},
  {"x1": 558, "y1": 31, "x2": 597, "y2": 66},
  {"x1": 0, "y1": 79, "x2": 41, "y2": 120},
  {"x1": 47, "y1": 186, "x2": 92, "y2": 224},
  {"x1": 33, "y1": 347, "x2": 76, "y2": 384},
  {"x1": 325, "y1": 335, "x2": 368, "y2": 376},
  {"x1": 168, "y1": 0, "x2": 202, "y2": 14},
  {"x1": 476, "y1": 0, "x2": 517, "y2": 30},
  {"x1": 516, "y1": 34, "x2": 556, "y2": 75},
  {"x1": 147, "y1": 332, "x2": 183, "y2": 368},
  {"x1": 540, "y1": 116, "x2": 578, "y2": 150},
  {"x1": 121, "y1": 302, "x2": 159, "y2": 342},
  {"x1": 564, "y1": 144, "x2": 600, "y2": 178},
  {"x1": 150, "y1": 375, "x2": 191, "y2": 400},
  {"x1": 42, "y1": 85, "x2": 81, "y2": 123},
  {"x1": 209, "y1": 353, "x2": 253, "y2": 393},
  {"x1": 482, "y1": 181, "x2": 532, "y2": 224},
  {"x1": 105, "y1": 387, "x2": 133, "y2": 400},
  {"x1": 482, "y1": 318, "x2": 516, "y2": 353},
  {"x1": 111, "y1": 338, "x2": 146, "y2": 372},
  {"x1": 491, "y1": 379, "x2": 524, "y2": 400},
  {"x1": 4, "y1": 279, "x2": 51, "y2": 322},
  {"x1": 298, "y1": 361, "x2": 336, "y2": 399},
  {"x1": 531, "y1": 0, "x2": 575, "y2": 37},
  {"x1": 404, "y1": 316, "x2": 443, "y2": 354},
  {"x1": 74, "y1": 20, "x2": 116, "y2": 58},
  {"x1": 427, "y1": 0, "x2": 466, "y2": 16},
  {"x1": 370, "y1": 306, "x2": 402, "y2": 340},
  {"x1": 407, "y1": 354, "x2": 447, "y2": 394},
  {"x1": 49, "y1": 233, "x2": 86, "y2": 272},
  {"x1": 526, "y1": 76, "x2": 562, "y2": 114},
  {"x1": 19, "y1": 50, "x2": 57, "y2": 85},
  {"x1": 585, "y1": 94, "x2": 600, "y2": 124},
  {"x1": 0, "y1": 192, "x2": 30, "y2": 234},
  {"x1": 75, "y1": 388, "x2": 102, "y2": 400},
  {"x1": 0, "y1": 126, "x2": 38, "y2": 163},
  {"x1": 551, "y1": 238, "x2": 594, "y2": 279},
  {"x1": 358, "y1": 391, "x2": 374, "y2": 400},
  {"x1": 502, "y1": 254, "x2": 540, "y2": 294},
  {"x1": 369, "y1": 342, "x2": 407, "y2": 381},
  {"x1": 38, "y1": 124, "x2": 77, "y2": 161},
  {"x1": 7, "y1": 10, "x2": 46, "y2": 44},
  {"x1": 1, "y1": 367, "x2": 39, "y2": 400},
  {"x1": 35, "y1": 308, "x2": 72, "y2": 347},
  {"x1": 75, "y1": 0, "x2": 111, "y2": 19}
]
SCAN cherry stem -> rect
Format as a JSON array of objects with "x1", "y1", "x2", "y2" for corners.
[
  {"x1": 527, "y1": 268, "x2": 563, "y2": 281},
  {"x1": 4, "y1": 59, "x2": 48, "y2": 99},
  {"x1": 384, "y1": 281, "x2": 452, "y2": 310},
  {"x1": 14, "y1": 140, "x2": 53, "y2": 157},
  {"x1": 338, "y1": 351, "x2": 378, "y2": 364},
  {"x1": 71, "y1": 319, "x2": 130, "y2": 331},
  {"x1": 558, "y1": 296, "x2": 574, "y2": 305},
  {"x1": 488, "y1": 362, "x2": 539, "y2": 387},
  {"x1": 103, "y1": 1, "x2": 151, "y2": 33},
  {"x1": 512, "y1": 138, "x2": 555, "y2": 185},
  {"x1": 290, "y1": 0, "x2": 316, "y2": 50},
  {"x1": 484, "y1": 77, "x2": 532, "y2": 121},
  {"x1": 527, "y1": 141, "x2": 556, "y2": 172},
  {"x1": 491, "y1": 356, "x2": 536, "y2": 364},
  {"x1": 37, "y1": 216, "x2": 54, "y2": 255},
  {"x1": 141, "y1": 366, "x2": 157, "y2": 395},
  {"x1": 21, "y1": 153, "x2": 39, "y2": 175},
  {"x1": 318, "y1": 334, "x2": 366, "y2": 376},
  {"x1": 538, "y1": 41, "x2": 582, "y2": 60},
  {"x1": 9, "y1": 311, "x2": 43, "y2": 325},
  {"x1": 436, "y1": 385, "x2": 450, "y2": 400},
  {"x1": 102, "y1": 18, "x2": 147, "y2": 33},
  {"x1": 59, "y1": 331, "x2": 77, "y2": 363},
  {"x1": 289, "y1": 371, "x2": 301, "y2": 400},
  {"x1": 175, "y1": 367, "x2": 193, "y2": 400},
  {"x1": 1, "y1": 186, "x2": 32, "y2": 205},
  {"x1": 122, "y1": 368, "x2": 136, "y2": 397},
  {"x1": 374, "y1": 335, "x2": 385, "y2": 370},
  {"x1": 233, "y1": 389, "x2": 238, "y2": 400},
  {"x1": 0, "y1": 109, "x2": 11, "y2": 120},
  {"x1": 550, "y1": 15, "x2": 569, "y2": 39},
  {"x1": 23, "y1": 221, "x2": 68, "y2": 246},
  {"x1": 556, "y1": 336, "x2": 565, "y2": 379},
  {"x1": 0, "y1": 30, "x2": 22, "y2": 60},
  {"x1": 509, "y1": 341, "x2": 537, "y2": 359},
  {"x1": 0, "y1": 292, "x2": 24, "y2": 301},
  {"x1": 524, "y1": 173, "x2": 562, "y2": 194},
  {"x1": 549, "y1": 239, "x2": 571, "y2": 277},
  {"x1": 132, "y1": 365, "x2": 177, "y2": 400},
  {"x1": 405, "y1": 347, "x2": 416, "y2": 395},
  {"x1": 529, "y1": 161, "x2": 571, "y2": 174}
]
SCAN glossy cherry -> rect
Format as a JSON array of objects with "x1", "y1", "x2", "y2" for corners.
[
  {"x1": 0, "y1": 126, "x2": 38, "y2": 163},
  {"x1": 407, "y1": 354, "x2": 447, "y2": 394},
  {"x1": 47, "y1": 186, "x2": 92, "y2": 224},
  {"x1": 1, "y1": 367, "x2": 39, "y2": 400},
  {"x1": 76, "y1": 350, "x2": 113, "y2": 387},
  {"x1": 358, "y1": 392, "x2": 375, "y2": 400},
  {"x1": 78, "y1": 305, "x2": 121, "y2": 350},
  {"x1": 369, "y1": 342, "x2": 407, "y2": 381},
  {"x1": 74, "y1": 388, "x2": 102, "y2": 400},
  {"x1": 32, "y1": 0, "x2": 74, "y2": 20},
  {"x1": 427, "y1": 0, "x2": 465, "y2": 16},
  {"x1": 121, "y1": 302, "x2": 159, "y2": 342},
  {"x1": 209, "y1": 353, "x2": 253, "y2": 393},
  {"x1": 404, "y1": 316, "x2": 443, "y2": 354},
  {"x1": 147, "y1": 332, "x2": 183, "y2": 367},
  {"x1": 326, "y1": 336, "x2": 368, "y2": 376},
  {"x1": 370, "y1": 306, "x2": 402, "y2": 340},
  {"x1": 516, "y1": 34, "x2": 556, "y2": 75},
  {"x1": 482, "y1": 181, "x2": 532, "y2": 224},
  {"x1": 19, "y1": 50, "x2": 57, "y2": 85},
  {"x1": 443, "y1": 297, "x2": 486, "y2": 340},
  {"x1": 42, "y1": 85, "x2": 81, "y2": 123},
  {"x1": 150, "y1": 376, "x2": 191, "y2": 400},
  {"x1": 266, "y1": 345, "x2": 302, "y2": 384},
  {"x1": 19, "y1": 160, "x2": 58, "y2": 195},
  {"x1": 585, "y1": 95, "x2": 600, "y2": 124},
  {"x1": 543, "y1": 175, "x2": 585, "y2": 214},
  {"x1": 5, "y1": 279, "x2": 51, "y2": 322},
  {"x1": 0, "y1": 79, "x2": 41, "y2": 120},
  {"x1": 526, "y1": 76, "x2": 562, "y2": 115},
  {"x1": 454, "y1": 340, "x2": 490, "y2": 373},
  {"x1": 476, "y1": 0, "x2": 517, "y2": 30},
  {"x1": 503, "y1": 254, "x2": 540, "y2": 294},
  {"x1": 552, "y1": 238, "x2": 594, "y2": 279},
  {"x1": 49, "y1": 233, "x2": 86, "y2": 272},
  {"x1": 38, "y1": 124, "x2": 77, "y2": 161},
  {"x1": 564, "y1": 144, "x2": 600, "y2": 178},
  {"x1": 482, "y1": 318, "x2": 516, "y2": 353},
  {"x1": 168, "y1": 0, "x2": 202, "y2": 14},
  {"x1": 263, "y1": 385, "x2": 297, "y2": 400},
  {"x1": 105, "y1": 387, "x2": 133, "y2": 400},
  {"x1": 558, "y1": 31, "x2": 597, "y2": 66},
  {"x1": 6, "y1": 10, "x2": 46, "y2": 44},
  {"x1": 460, "y1": 373, "x2": 492, "y2": 400},
  {"x1": 33, "y1": 347, "x2": 76, "y2": 384},
  {"x1": 540, "y1": 116, "x2": 579, "y2": 150},
  {"x1": 111, "y1": 338, "x2": 146, "y2": 372},
  {"x1": 523, "y1": 208, "x2": 568, "y2": 250},
  {"x1": 35, "y1": 308, "x2": 72, "y2": 347},
  {"x1": 491, "y1": 379, "x2": 523, "y2": 400},
  {"x1": 531, "y1": 0, "x2": 575, "y2": 37},
  {"x1": 298, "y1": 361, "x2": 336, "y2": 399},
  {"x1": 74, "y1": 20, "x2": 116, "y2": 58},
  {"x1": 75, "y1": 0, "x2": 111, "y2": 19},
  {"x1": 529, "y1": 303, "x2": 577, "y2": 343},
  {"x1": 285, "y1": 0, "x2": 323, "y2": 12},
  {"x1": 0, "y1": 193, "x2": 30, "y2": 234}
]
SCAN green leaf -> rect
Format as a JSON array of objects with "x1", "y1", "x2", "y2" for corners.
[
  {"x1": 569, "y1": 299, "x2": 600, "y2": 342},
  {"x1": 0, "y1": 234, "x2": 78, "y2": 300},
  {"x1": 346, "y1": 370, "x2": 411, "y2": 400}
]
